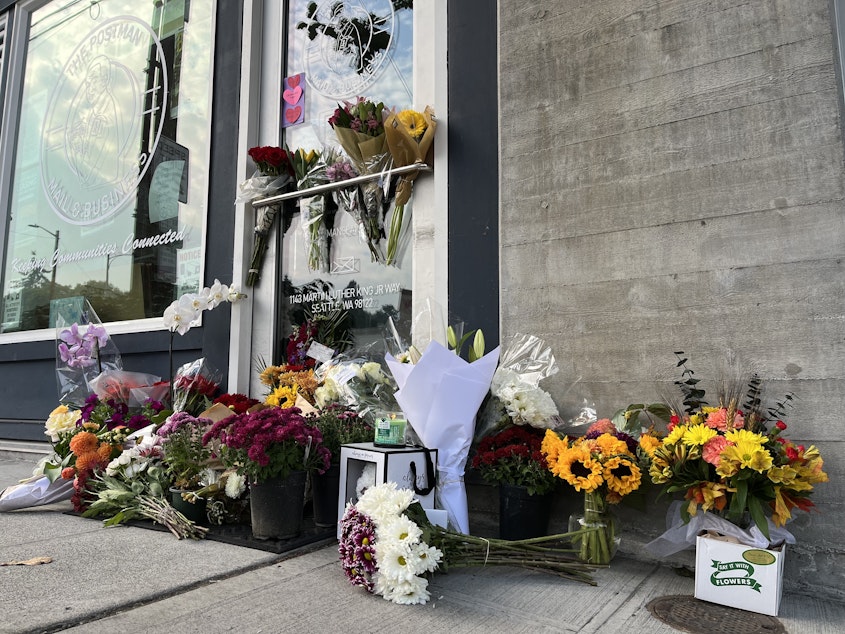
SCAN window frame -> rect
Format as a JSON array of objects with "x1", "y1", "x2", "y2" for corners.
[{"x1": 0, "y1": 0, "x2": 218, "y2": 344}]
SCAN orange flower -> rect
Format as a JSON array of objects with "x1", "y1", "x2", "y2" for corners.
[
  {"x1": 97, "y1": 443, "x2": 114, "y2": 463},
  {"x1": 61, "y1": 467, "x2": 76, "y2": 480},
  {"x1": 69, "y1": 431, "x2": 99, "y2": 455},
  {"x1": 74, "y1": 452, "x2": 99, "y2": 472}
]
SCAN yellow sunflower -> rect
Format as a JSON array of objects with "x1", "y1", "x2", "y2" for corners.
[
  {"x1": 541, "y1": 429, "x2": 568, "y2": 464},
  {"x1": 265, "y1": 384, "x2": 298, "y2": 408},
  {"x1": 549, "y1": 445, "x2": 603, "y2": 492},
  {"x1": 603, "y1": 456, "x2": 642, "y2": 497},
  {"x1": 594, "y1": 433, "x2": 628, "y2": 457}
]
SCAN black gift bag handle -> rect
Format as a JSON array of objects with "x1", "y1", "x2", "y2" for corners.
[{"x1": 409, "y1": 447, "x2": 435, "y2": 496}]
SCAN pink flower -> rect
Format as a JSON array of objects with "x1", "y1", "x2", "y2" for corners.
[
  {"x1": 586, "y1": 418, "x2": 617, "y2": 436},
  {"x1": 702, "y1": 435, "x2": 730, "y2": 465},
  {"x1": 705, "y1": 408, "x2": 728, "y2": 431}
]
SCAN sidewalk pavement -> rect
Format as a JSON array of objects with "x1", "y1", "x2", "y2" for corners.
[{"x1": 2, "y1": 451, "x2": 843, "y2": 634}]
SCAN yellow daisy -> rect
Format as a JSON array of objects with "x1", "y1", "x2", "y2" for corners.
[{"x1": 682, "y1": 424, "x2": 718, "y2": 447}]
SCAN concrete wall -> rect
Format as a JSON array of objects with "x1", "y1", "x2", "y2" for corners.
[{"x1": 499, "y1": 0, "x2": 845, "y2": 598}]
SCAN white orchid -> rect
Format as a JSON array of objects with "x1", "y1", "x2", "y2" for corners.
[
  {"x1": 206, "y1": 279, "x2": 229, "y2": 308},
  {"x1": 163, "y1": 295, "x2": 201, "y2": 335}
]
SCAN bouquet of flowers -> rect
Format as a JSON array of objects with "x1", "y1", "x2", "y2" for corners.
[
  {"x1": 172, "y1": 358, "x2": 221, "y2": 416},
  {"x1": 324, "y1": 148, "x2": 383, "y2": 262},
  {"x1": 328, "y1": 98, "x2": 390, "y2": 262},
  {"x1": 83, "y1": 434, "x2": 209, "y2": 539},
  {"x1": 212, "y1": 393, "x2": 260, "y2": 415},
  {"x1": 471, "y1": 425, "x2": 557, "y2": 496},
  {"x1": 313, "y1": 358, "x2": 398, "y2": 420},
  {"x1": 339, "y1": 482, "x2": 596, "y2": 605},
  {"x1": 383, "y1": 106, "x2": 436, "y2": 266},
  {"x1": 542, "y1": 419, "x2": 657, "y2": 564},
  {"x1": 236, "y1": 145, "x2": 295, "y2": 286},
  {"x1": 201, "y1": 406, "x2": 330, "y2": 483},
  {"x1": 647, "y1": 353, "x2": 828, "y2": 551},
  {"x1": 290, "y1": 147, "x2": 330, "y2": 271},
  {"x1": 476, "y1": 334, "x2": 562, "y2": 443},
  {"x1": 259, "y1": 364, "x2": 318, "y2": 408},
  {"x1": 55, "y1": 302, "x2": 122, "y2": 407}
]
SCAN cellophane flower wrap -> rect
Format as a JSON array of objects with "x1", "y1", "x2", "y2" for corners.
[
  {"x1": 542, "y1": 419, "x2": 658, "y2": 564},
  {"x1": 325, "y1": 148, "x2": 384, "y2": 262},
  {"x1": 313, "y1": 357, "x2": 399, "y2": 421},
  {"x1": 475, "y1": 332, "x2": 562, "y2": 443},
  {"x1": 646, "y1": 353, "x2": 828, "y2": 552},
  {"x1": 291, "y1": 148, "x2": 330, "y2": 272},
  {"x1": 236, "y1": 146, "x2": 294, "y2": 286},
  {"x1": 201, "y1": 406, "x2": 330, "y2": 483},
  {"x1": 383, "y1": 106, "x2": 436, "y2": 266},
  {"x1": 172, "y1": 358, "x2": 221, "y2": 416},
  {"x1": 339, "y1": 482, "x2": 597, "y2": 605},
  {"x1": 329, "y1": 98, "x2": 390, "y2": 263},
  {"x1": 55, "y1": 301, "x2": 122, "y2": 407}
]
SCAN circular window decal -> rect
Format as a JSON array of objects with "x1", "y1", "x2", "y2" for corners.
[{"x1": 40, "y1": 17, "x2": 168, "y2": 226}]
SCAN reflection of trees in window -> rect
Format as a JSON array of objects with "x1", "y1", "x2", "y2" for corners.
[
  {"x1": 8, "y1": 274, "x2": 146, "y2": 332},
  {"x1": 297, "y1": 1, "x2": 406, "y2": 75}
]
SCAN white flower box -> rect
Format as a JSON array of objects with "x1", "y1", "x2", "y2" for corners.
[
  {"x1": 337, "y1": 442, "x2": 438, "y2": 537},
  {"x1": 694, "y1": 533, "x2": 786, "y2": 616}
]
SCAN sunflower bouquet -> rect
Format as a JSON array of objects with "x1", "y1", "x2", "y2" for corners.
[
  {"x1": 383, "y1": 106, "x2": 436, "y2": 266},
  {"x1": 542, "y1": 419, "x2": 660, "y2": 564}
]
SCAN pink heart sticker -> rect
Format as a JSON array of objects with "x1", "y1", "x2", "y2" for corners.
[
  {"x1": 283, "y1": 86, "x2": 303, "y2": 105},
  {"x1": 285, "y1": 105, "x2": 302, "y2": 124}
]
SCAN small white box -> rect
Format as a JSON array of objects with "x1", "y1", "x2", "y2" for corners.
[
  {"x1": 338, "y1": 443, "x2": 438, "y2": 537},
  {"x1": 694, "y1": 533, "x2": 786, "y2": 616}
]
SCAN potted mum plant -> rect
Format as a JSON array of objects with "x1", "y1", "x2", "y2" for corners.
[
  {"x1": 158, "y1": 412, "x2": 215, "y2": 523},
  {"x1": 472, "y1": 425, "x2": 558, "y2": 540},
  {"x1": 307, "y1": 404, "x2": 374, "y2": 527},
  {"x1": 202, "y1": 406, "x2": 330, "y2": 540}
]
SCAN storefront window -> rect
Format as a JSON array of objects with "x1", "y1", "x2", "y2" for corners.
[
  {"x1": 281, "y1": 0, "x2": 414, "y2": 355},
  {"x1": 0, "y1": 0, "x2": 215, "y2": 333}
]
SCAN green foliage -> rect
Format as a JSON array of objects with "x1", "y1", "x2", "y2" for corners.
[{"x1": 674, "y1": 351, "x2": 706, "y2": 415}]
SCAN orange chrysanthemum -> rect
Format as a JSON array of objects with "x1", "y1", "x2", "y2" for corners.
[
  {"x1": 69, "y1": 431, "x2": 99, "y2": 456},
  {"x1": 74, "y1": 452, "x2": 99, "y2": 472}
]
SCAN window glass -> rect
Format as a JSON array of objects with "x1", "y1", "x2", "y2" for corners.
[
  {"x1": 0, "y1": 0, "x2": 214, "y2": 332},
  {"x1": 281, "y1": 0, "x2": 414, "y2": 356}
]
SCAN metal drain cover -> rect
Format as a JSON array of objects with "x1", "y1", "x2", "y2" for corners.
[{"x1": 647, "y1": 595, "x2": 786, "y2": 634}]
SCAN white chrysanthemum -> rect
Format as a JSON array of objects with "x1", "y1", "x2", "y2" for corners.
[
  {"x1": 384, "y1": 575, "x2": 431, "y2": 605},
  {"x1": 44, "y1": 406, "x2": 81, "y2": 442},
  {"x1": 225, "y1": 471, "x2": 246, "y2": 498},
  {"x1": 492, "y1": 368, "x2": 558, "y2": 428},
  {"x1": 379, "y1": 515, "x2": 423, "y2": 546},
  {"x1": 356, "y1": 482, "x2": 415, "y2": 524},
  {"x1": 412, "y1": 542, "x2": 443, "y2": 573},
  {"x1": 375, "y1": 541, "x2": 420, "y2": 583}
]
